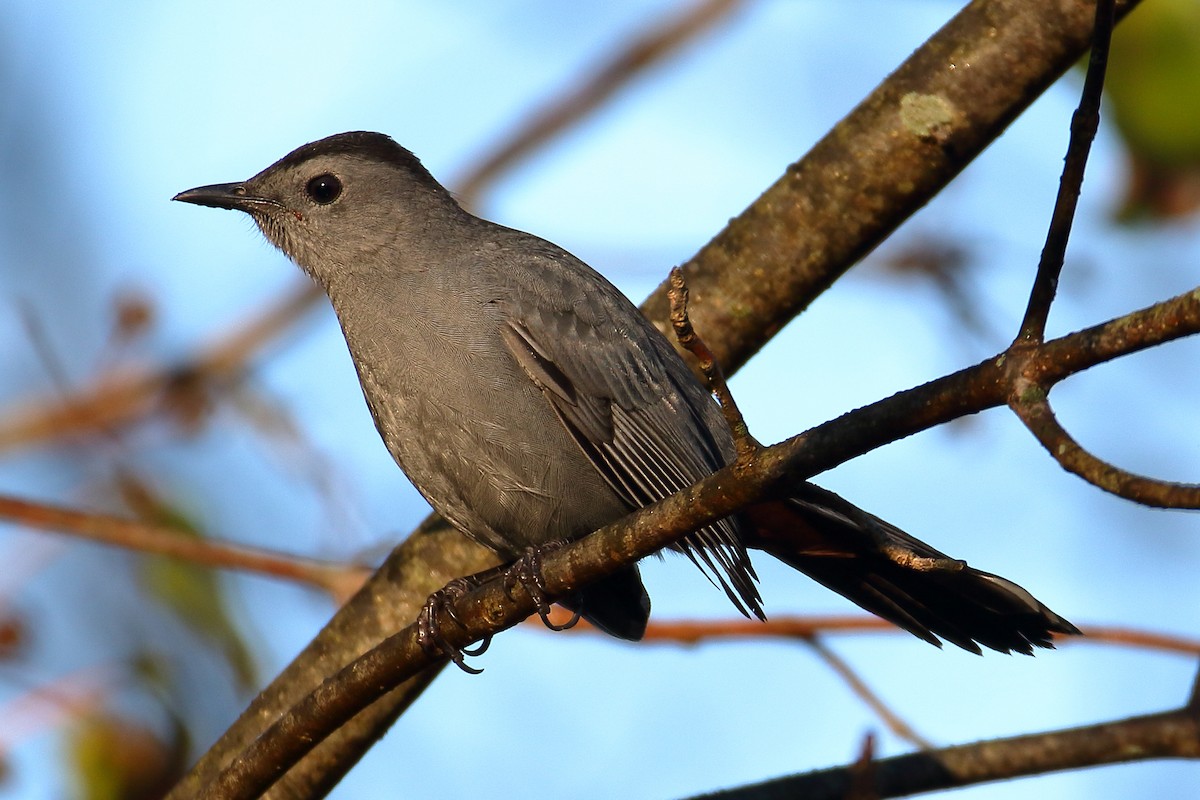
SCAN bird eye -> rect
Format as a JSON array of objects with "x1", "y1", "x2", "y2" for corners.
[{"x1": 305, "y1": 174, "x2": 343, "y2": 205}]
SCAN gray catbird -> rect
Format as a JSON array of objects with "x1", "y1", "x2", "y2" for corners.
[{"x1": 175, "y1": 131, "x2": 1078, "y2": 653}]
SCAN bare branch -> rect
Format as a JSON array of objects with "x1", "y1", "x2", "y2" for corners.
[
  {"x1": 453, "y1": 0, "x2": 745, "y2": 207},
  {"x1": 692, "y1": 708, "x2": 1200, "y2": 800},
  {"x1": 668, "y1": 266, "x2": 756, "y2": 462},
  {"x1": 0, "y1": 282, "x2": 324, "y2": 452},
  {"x1": 1010, "y1": 387, "x2": 1200, "y2": 508},
  {"x1": 194, "y1": 288, "x2": 1200, "y2": 799},
  {"x1": 1018, "y1": 0, "x2": 1116, "y2": 343},
  {"x1": 0, "y1": 493, "x2": 366, "y2": 600}
]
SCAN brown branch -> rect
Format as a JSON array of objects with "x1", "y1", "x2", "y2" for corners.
[
  {"x1": 618, "y1": 615, "x2": 1200, "y2": 657},
  {"x1": 1018, "y1": 0, "x2": 1115, "y2": 343},
  {"x1": 453, "y1": 0, "x2": 745, "y2": 207},
  {"x1": 1001, "y1": 0, "x2": 1191, "y2": 507},
  {"x1": 0, "y1": 493, "x2": 366, "y2": 601},
  {"x1": 550, "y1": 608, "x2": 1200, "y2": 656},
  {"x1": 0, "y1": 281, "x2": 323, "y2": 452},
  {"x1": 805, "y1": 636, "x2": 933, "y2": 750},
  {"x1": 668, "y1": 266, "x2": 755, "y2": 462},
  {"x1": 692, "y1": 707, "x2": 1200, "y2": 800},
  {"x1": 639, "y1": 0, "x2": 1142, "y2": 379},
  {"x1": 192, "y1": 289, "x2": 1200, "y2": 799},
  {"x1": 1009, "y1": 388, "x2": 1200, "y2": 508}
]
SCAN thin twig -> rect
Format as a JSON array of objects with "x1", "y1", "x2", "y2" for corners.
[
  {"x1": 1009, "y1": 386, "x2": 1200, "y2": 508},
  {"x1": 844, "y1": 732, "x2": 880, "y2": 800},
  {"x1": 668, "y1": 266, "x2": 756, "y2": 462},
  {"x1": 0, "y1": 282, "x2": 323, "y2": 452},
  {"x1": 454, "y1": 0, "x2": 745, "y2": 207},
  {"x1": 0, "y1": 493, "x2": 367, "y2": 601},
  {"x1": 1017, "y1": 0, "x2": 1116, "y2": 343},
  {"x1": 551, "y1": 613, "x2": 1200, "y2": 657},
  {"x1": 806, "y1": 636, "x2": 933, "y2": 750}
]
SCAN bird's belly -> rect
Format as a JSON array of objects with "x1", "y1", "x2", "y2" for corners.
[{"x1": 364, "y1": 372, "x2": 630, "y2": 558}]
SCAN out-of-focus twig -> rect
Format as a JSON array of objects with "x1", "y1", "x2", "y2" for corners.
[
  {"x1": 0, "y1": 493, "x2": 367, "y2": 602},
  {"x1": 547, "y1": 611, "x2": 1200, "y2": 657},
  {"x1": 453, "y1": 0, "x2": 745, "y2": 207},
  {"x1": 0, "y1": 282, "x2": 324, "y2": 452}
]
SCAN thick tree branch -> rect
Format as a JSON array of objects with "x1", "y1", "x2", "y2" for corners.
[{"x1": 641, "y1": 0, "x2": 1141, "y2": 376}]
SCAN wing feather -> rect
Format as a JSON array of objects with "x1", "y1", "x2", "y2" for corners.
[{"x1": 495, "y1": 261, "x2": 763, "y2": 619}]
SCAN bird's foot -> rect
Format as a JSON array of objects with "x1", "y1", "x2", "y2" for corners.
[
  {"x1": 503, "y1": 542, "x2": 581, "y2": 632},
  {"x1": 417, "y1": 575, "x2": 493, "y2": 675}
]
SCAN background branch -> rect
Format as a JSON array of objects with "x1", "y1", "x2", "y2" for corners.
[
  {"x1": 0, "y1": 282, "x2": 324, "y2": 452},
  {"x1": 693, "y1": 706, "x2": 1200, "y2": 800},
  {"x1": 0, "y1": 492, "x2": 366, "y2": 599},
  {"x1": 453, "y1": 0, "x2": 746, "y2": 208}
]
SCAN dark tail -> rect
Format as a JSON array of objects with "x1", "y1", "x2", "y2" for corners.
[
  {"x1": 743, "y1": 484, "x2": 1080, "y2": 654},
  {"x1": 557, "y1": 565, "x2": 651, "y2": 641}
]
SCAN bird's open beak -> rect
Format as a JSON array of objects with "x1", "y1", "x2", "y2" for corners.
[{"x1": 173, "y1": 182, "x2": 282, "y2": 213}]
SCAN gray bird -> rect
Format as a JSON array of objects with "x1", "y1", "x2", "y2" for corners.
[{"x1": 175, "y1": 131, "x2": 1078, "y2": 653}]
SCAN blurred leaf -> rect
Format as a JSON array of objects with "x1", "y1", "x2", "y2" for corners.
[
  {"x1": 119, "y1": 475, "x2": 258, "y2": 692},
  {"x1": 66, "y1": 712, "x2": 179, "y2": 800},
  {"x1": 0, "y1": 611, "x2": 27, "y2": 661},
  {"x1": 1105, "y1": 0, "x2": 1200, "y2": 219}
]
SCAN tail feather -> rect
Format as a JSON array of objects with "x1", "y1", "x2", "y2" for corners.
[
  {"x1": 744, "y1": 485, "x2": 1080, "y2": 654},
  {"x1": 556, "y1": 565, "x2": 651, "y2": 641}
]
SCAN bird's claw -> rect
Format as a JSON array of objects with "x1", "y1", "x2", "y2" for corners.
[
  {"x1": 504, "y1": 543, "x2": 581, "y2": 632},
  {"x1": 417, "y1": 576, "x2": 492, "y2": 674}
]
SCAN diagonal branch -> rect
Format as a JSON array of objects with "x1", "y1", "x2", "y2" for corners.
[
  {"x1": 640, "y1": 0, "x2": 1142, "y2": 377},
  {"x1": 1018, "y1": 0, "x2": 1116, "y2": 343},
  {"x1": 692, "y1": 706, "x2": 1200, "y2": 800},
  {"x1": 453, "y1": 0, "x2": 746, "y2": 207},
  {"x1": 0, "y1": 492, "x2": 366, "y2": 599}
]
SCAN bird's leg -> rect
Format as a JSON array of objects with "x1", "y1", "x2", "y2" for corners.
[
  {"x1": 416, "y1": 572, "x2": 500, "y2": 675},
  {"x1": 503, "y1": 541, "x2": 581, "y2": 632}
]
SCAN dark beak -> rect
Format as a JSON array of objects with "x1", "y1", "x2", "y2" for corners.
[{"x1": 173, "y1": 182, "x2": 280, "y2": 212}]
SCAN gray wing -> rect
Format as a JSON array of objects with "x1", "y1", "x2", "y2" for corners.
[{"x1": 493, "y1": 248, "x2": 763, "y2": 619}]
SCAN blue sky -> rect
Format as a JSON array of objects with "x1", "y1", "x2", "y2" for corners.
[{"x1": 1, "y1": 2, "x2": 1199, "y2": 798}]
